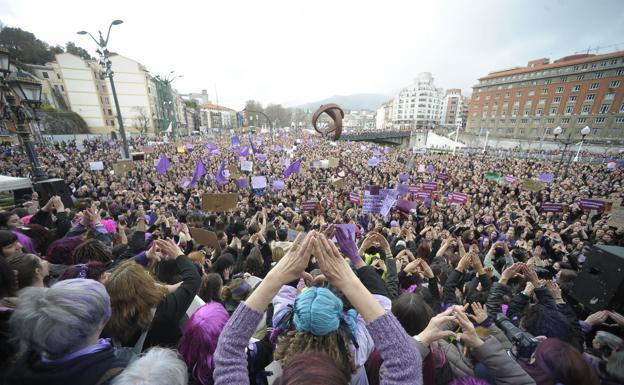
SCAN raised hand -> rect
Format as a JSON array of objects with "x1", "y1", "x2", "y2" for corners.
[
  {"x1": 455, "y1": 309, "x2": 483, "y2": 348},
  {"x1": 313, "y1": 232, "x2": 357, "y2": 292},
  {"x1": 417, "y1": 307, "x2": 457, "y2": 346},
  {"x1": 335, "y1": 226, "x2": 361, "y2": 265},
  {"x1": 469, "y1": 302, "x2": 488, "y2": 324},
  {"x1": 154, "y1": 238, "x2": 184, "y2": 261},
  {"x1": 268, "y1": 231, "x2": 316, "y2": 286}
]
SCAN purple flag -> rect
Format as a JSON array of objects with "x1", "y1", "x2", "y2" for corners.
[
  {"x1": 257, "y1": 153, "x2": 267, "y2": 161},
  {"x1": 399, "y1": 173, "x2": 409, "y2": 181},
  {"x1": 397, "y1": 183, "x2": 409, "y2": 196},
  {"x1": 231, "y1": 136, "x2": 240, "y2": 148},
  {"x1": 426, "y1": 165, "x2": 434, "y2": 173},
  {"x1": 179, "y1": 177, "x2": 191, "y2": 189},
  {"x1": 283, "y1": 159, "x2": 301, "y2": 177},
  {"x1": 238, "y1": 146, "x2": 250, "y2": 157},
  {"x1": 189, "y1": 160, "x2": 207, "y2": 187},
  {"x1": 249, "y1": 135, "x2": 258, "y2": 154},
  {"x1": 272, "y1": 178, "x2": 285, "y2": 190},
  {"x1": 155, "y1": 154, "x2": 170, "y2": 175},
  {"x1": 204, "y1": 142, "x2": 217, "y2": 151},
  {"x1": 216, "y1": 160, "x2": 227, "y2": 186},
  {"x1": 538, "y1": 173, "x2": 554, "y2": 183}
]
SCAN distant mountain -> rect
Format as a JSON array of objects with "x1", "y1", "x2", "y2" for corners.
[{"x1": 293, "y1": 93, "x2": 392, "y2": 112}]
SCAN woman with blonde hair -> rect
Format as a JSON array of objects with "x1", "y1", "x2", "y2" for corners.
[{"x1": 103, "y1": 239, "x2": 201, "y2": 351}]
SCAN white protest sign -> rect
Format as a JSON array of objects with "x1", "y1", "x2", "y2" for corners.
[
  {"x1": 89, "y1": 161, "x2": 104, "y2": 171},
  {"x1": 240, "y1": 160, "x2": 253, "y2": 172}
]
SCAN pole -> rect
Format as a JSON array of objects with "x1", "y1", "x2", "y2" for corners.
[
  {"x1": 573, "y1": 139, "x2": 584, "y2": 162},
  {"x1": 555, "y1": 142, "x2": 568, "y2": 180},
  {"x1": 16, "y1": 121, "x2": 45, "y2": 181},
  {"x1": 453, "y1": 126, "x2": 459, "y2": 155},
  {"x1": 482, "y1": 130, "x2": 489, "y2": 153},
  {"x1": 108, "y1": 73, "x2": 129, "y2": 158},
  {"x1": 539, "y1": 127, "x2": 547, "y2": 151}
]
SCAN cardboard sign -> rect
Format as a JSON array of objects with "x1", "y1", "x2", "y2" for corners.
[
  {"x1": 332, "y1": 178, "x2": 346, "y2": 190},
  {"x1": 113, "y1": 160, "x2": 134, "y2": 175},
  {"x1": 228, "y1": 164, "x2": 239, "y2": 178},
  {"x1": 140, "y1": 146, "x2": 156, "y2": 154},
  {"x1": 89, "y1": 161, "x2": 104, "y2": 171},
  {"x1": 177, "y1": 146, "x2": 186, "y2": 153},
  {"x1": 607, "y1": 207, "x2": 624, "y2": 229},
  {"x1": 522, "y1": 179, "x2": 544, "y2": 192},
  {"x1": 189, "y1": 227, "x2": 218, "y2": 247},
  {"x1": 329, "y1": 158, "x2": 340, "y2": 168},
  {"x1": 201, "y1": 193, "x2": 238, "y2": 212},
  {"x1": 541, "y1": 202, "x2": 564, "y2": 212}
]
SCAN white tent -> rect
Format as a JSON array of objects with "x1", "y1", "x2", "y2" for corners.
[
  {"x1": 0, "y1": 175, "x2": 32, "y2": 192},
  {"x1": 426, "y1": 131, "x2": 466, "y2": 150}
]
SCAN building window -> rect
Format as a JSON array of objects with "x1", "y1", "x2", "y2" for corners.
[
  {"x1": 521, "y1": 118, "x2": 528, "y2": 123},
  {"x1": 581, "y1": 105, "x2": 591, "y2": 114},
  {"x1": 620, "y1": 104, "x2": 624, "y2": 113},
  {"x1": 56, "y1": 73, "x2": 61, "y2": 79},
  {"x1": 550, "y1": 106, "x2": 558, "y2": 115},
  {"x1": 589, "y1": 82, "x2": 599, "y2": 90},
  {"x1": 610, "y1": 80, "x2": 621, "y2": 88},
  {"x1": 594, "y1": 117, "x2": 605, "y2": 124},
  {"x1": 569, "y1": 95, "x2": 577, "y2": 102},
  {"x1": 528, "y1": 90, "x2": 535, "y2": 96},
  {"x1": 553, "y1": 96, "x2": 561, "y2": 103},
  {"x1": 577, "y1": 117, "x2": 587, "y2": 124},
  {"x1": 617, "y1": 69, "x2": 624, "y2": 76},
  {"x1": 60, "y1": 85, "x2": 64, "y2": 91},
  {"x1": 556, "y1": 87, "x2": 564, "y2": 93},
  {"x1": 536, "y1": 108, "x2": 543, "y2": 116},
  {"x1": 42, "y1": 72, "x2": 49, "y2": 79},
  {"x1": 561, "y1": 118, "x2": 570, "y2": 124},
  {"x1": 108, "y1": 109, "x2": 112, "y2": 115},
  {"x1": 524, "y1": 110, "x2": 530, "y2": 117},
  {"x1": 565, "y1": 105, "x2": 573, "y2": 115},
  {"x1": 595, "y1": 72, "x2": 603, "y2": 79},
  {"x1": 572, "y1": 85, "x2": 581, "y2": 92},
  {"x1": 576, "y1": 74, "x2": 585, "y2": 80},
  {"x1": 615, "y1": 117, "x2": 624, "y2": 123},
  {"x1": 542, "y1": 88, "x2": 548, "y2": 94},
  {"x1": 585, "y1": 94, "x2": 595, "y2": 101},
  {"x1": 516, "y1": 91, "x2": 522, "y2": 97},
  {"x1": 544, "y1": 79, "x2": 552, "y2": 85},
  {"x1": 560, "y1": 76, "x2": 567, "y2": 82},
  {"x1": 604, "y1": 93, "x2": 615, "y2": 100},
  {"x1": 599, "y1": 104, "x2": 609, "y2": 114}
]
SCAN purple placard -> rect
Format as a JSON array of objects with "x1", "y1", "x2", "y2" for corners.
[
  {"x1": 538, "y1": 173, "x2": 554, "y2": 183},
  {"x1": 237, "y1": 178, "x2": 249, "y2": 189},
  {"x1": 399, "y1": 173, "x2": 409, "y2": 181},
  {"x1": 408, "y1": 185, "x2": 420, "y2": 193},
  {"x1": 251, "y1": 176, "x2": 267, "y2": 189},
  {"x1": 301, "y1": 201, "x2": 319, "y2": 211},
  {"x1": 349, "y1": 192, "x2": 361, "y2": 204},
  {"x1": 437, "y1": 173, "x2": 449, "y2": 181},
  {"x1": 257, "y1": 153, "x2": 267, "y2": 161},
  {"x1": 448, "y1": 192, "x2": 468, "y2": 204},
  {"x1": 414, "y1": 191, "x2": 431, "y2": 201},
  {"x1": 396, "y1": 199, "x2": 417, "y2": 213},
  {"x1": 272, "y1": 179, "x2": 285, "y2": 190},
  {"x1": 578, "y1": 198, "x2": 605, "y2": 211},
  {"x1": 541, "y1": 202, "x2": 563, "y2": 212},
  {"x1": 422, "y1": 182, "x2": 438, "y2": 192}
]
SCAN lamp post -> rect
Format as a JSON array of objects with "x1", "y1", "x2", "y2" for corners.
[
  {"x1": 77, "y1": 20, "x2": 130, "y2": 159},
  {"x1": 0, "y1": 49, "x2": 46, "y2": 181},
  {"x1": 553, "y1": 125, "x2": 590, "y2": 180},
  {"x1": 243, "y1": 108, "x2": 273, "y2": 144}
]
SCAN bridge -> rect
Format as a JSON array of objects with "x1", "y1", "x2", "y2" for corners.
[{"x1": 339, "y1": 130, "x2": 415, "y2": 146}]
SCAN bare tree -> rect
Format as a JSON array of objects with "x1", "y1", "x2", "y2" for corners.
[{"x1": 132, "y1": 106, "x2": 150, "y2": 135}]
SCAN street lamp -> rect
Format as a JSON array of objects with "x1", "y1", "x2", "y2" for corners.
[
  {"x1": 554, "y1": 125, "x2": 590, "y2": 180},
  {"x1": 0, "y1": 58, "x2": 46, "y2": 181},
  {"x1": 77, "y1": 19, "x2": 130, "y2": 159}
]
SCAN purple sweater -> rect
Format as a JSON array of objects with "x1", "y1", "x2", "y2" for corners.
[{"x1": 213, "y1": 303, "x2": 423, "y2": 385}]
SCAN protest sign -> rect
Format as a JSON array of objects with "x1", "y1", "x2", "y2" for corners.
[
  {"x1": 251, "y1": 176, "x2": 267, "y2": 189},
  {"x1": 176, "y1": 146, "x2": 186, "y2": 153},
  {"x1": 380, "y1": 194, "x2": 397, "y2": 217},
  {"x1": 272, "y1": 179, "x2": 285, "y2": 190},
  {"x1": 539, "y1": 173, "x2": 554, "y2": 183},
  {"x1": 189, "y1": 227, "x2": 218, "y2": 247},
  {"x1": 320, "y1": 159, "x2": 329, "y2": 169},
  {"x1": 201, "y1": 193, "x2": 238, "y2": 212},
  {"x1": 368, "y1": 158, "x2": 379, "y2": 167},
  {"x1": 89, "y1": 161, "x2": 104, "y2": 171},
  {"x1": 418, "y1": 164, "x2": 426, "y2": 173},
  {"x1": 396, "y1": 199, "x2": 417, "y2": 213},
  {"x1": 329, "y1": 158, "x2": 340, "y2": 168},
  {"x1": 332, "y1": 178, "x2": 346, "y2": 190},
  {"x1": 485, "y1": 171, "x2": 502, "y2": 182},
  {"x1": 240, "y1": 160, "x2": 253, "y2": 172},
  {"x1": 349, "y1": 191, "x2": 361, "y2": 204},
  {"x1": 301, "y1": 201, "x2": 320, "y2": 212},
  {"x1": 448, "y1": 192, "x2": 468, "y2": 204},
  {"x1": 437, "y1": 173, "x2": 449, "y2": 181},
  {"x1": 362, "y1": 192, "x2": 384, "y2": 214},
  {"x1": 521, "y1": 179, "x2": 544, "y2": 192},
  {"x1": 541, "y1": 202, "x2": 564, "y2": 212},
  {"x1": 237, "y1": 178, "x2": 249, "y2": 189},
  {"x1": 607, "y1": 207, "x2": 624, "y2": 229},
  {"x1": 422, "y1": 182, "x2": 439, "y2": 192},
  {"x1": 112, "y1": 160, "x2": 133, "y2": 175},
  {"x1": 140, "y1": 146, "x2": 155, "y2": 154},
  {"x1": 578, "y1": 198, "x2": 605, "y2": 211},
  {"x1": 228, "y1": 164, "x2": 239, "y2": 178}
]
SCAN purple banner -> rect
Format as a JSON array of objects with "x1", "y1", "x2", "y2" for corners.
[
  {"x1": 437, "y1": 173, "x2": 449, "y2": 181},
  {"x1": 301, "y1": 201, "x2": 319, "y2": 211},
  {"x1": 396, "y1": 199, "x2": 417, "y2": 213},
  {"x1": 541, "y1": 202, "x2": 563, "y2": 212},
  {"x1": 578, "y1": 198, "x2": 605, "y2": 211},
  {"x1": 448, "y1": 192, "x2": 468, "y2": 204},
  {"x1": 422, "y1": 182, "x2": 438, "y2": 192}
]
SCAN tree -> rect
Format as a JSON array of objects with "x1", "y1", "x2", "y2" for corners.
[
  {"x1": 0, "y1": 27, "x2": 56, "y2": 64},
  {"x1": 65, "y1": 41, "x2": 92, "y2": 60},
  {"x1": 264, "y1": 104, "x2": 291, "y2": 128},
  {"x1": 244, "y1": 100, "x2": 264, "y2": 126},
  {"x1": 132, "y1": 106, "x2": 150, "y2": 134}
]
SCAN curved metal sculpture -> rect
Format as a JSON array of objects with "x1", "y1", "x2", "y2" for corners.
[{"x1": 312, "y1": 103, "x2": 344, "y2": 141}]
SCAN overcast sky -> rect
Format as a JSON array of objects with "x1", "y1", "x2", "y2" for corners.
[{"x1": 2, "y1": 0, "x2": 623, "y2": 109}]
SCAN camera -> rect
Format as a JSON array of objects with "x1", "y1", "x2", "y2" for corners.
[{"x1": 495, "y1": 313, "x2": 539, "y2": 360}]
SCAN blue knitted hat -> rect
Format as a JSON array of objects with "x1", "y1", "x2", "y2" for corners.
[{"x1": 293, "y1": 287, "x2": 343, "y2": 336}]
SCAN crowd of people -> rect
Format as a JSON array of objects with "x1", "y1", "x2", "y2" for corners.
[{"x1": 0, "y1": 129, "x2": 622, "y2": 385}]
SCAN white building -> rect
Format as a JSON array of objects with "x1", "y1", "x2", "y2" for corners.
[
  {"x1": 51, "y1": 53, "x2": 184, "y2": 135},
  {"x1": 375, "y1": 100, "x2": 394, "y2": 130},
  {"x1": 392, "y1": 72, "x2": 443, "y2": 130},
  {"x1": 440, "y1": 88, "x2": 469, "y2": 129},
  {"x1": 343, "y1": 110, "x2": 375, "y2": 131}
]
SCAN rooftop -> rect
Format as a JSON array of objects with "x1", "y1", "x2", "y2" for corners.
[
  {"x1": 479, "y1": 50, "x2": 624, "y2": 81},
  {"x1": 200, "y1": 103, "x2": 235, "y2": 112}
]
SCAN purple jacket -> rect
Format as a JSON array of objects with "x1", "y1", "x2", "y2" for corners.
[{"x1": 214, "y1": 302, "x2": 422, "y2": 385}]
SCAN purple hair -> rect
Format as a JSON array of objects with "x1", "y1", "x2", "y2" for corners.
[
  {"x1": 45, "y1": 236, "x2": 84, "y2": 265},
  {"x1": 450, "y1": 377, "x2": 489, "y2": 385},
  {"x1": 178, "y1": 302, "x2": 230, "y2": 385}
]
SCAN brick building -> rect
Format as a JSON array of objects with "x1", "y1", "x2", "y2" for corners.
[{"x1": 466, "y1": 51, "x2": 624, "y2": 143}]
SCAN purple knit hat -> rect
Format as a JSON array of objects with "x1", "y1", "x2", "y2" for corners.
[{"x1": 45, "y1": 236, "x2": 84, "y2": 265}]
